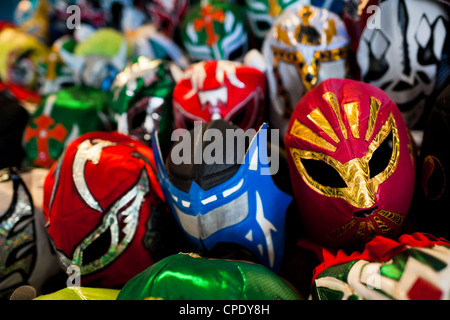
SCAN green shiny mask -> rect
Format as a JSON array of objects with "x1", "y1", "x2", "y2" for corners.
[{"x1": 117, "y1": 253, "x2": 302, "y2": 300}]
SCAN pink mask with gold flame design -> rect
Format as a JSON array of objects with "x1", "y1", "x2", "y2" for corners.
[{"x1": 284, "y1": 78, "x2": 416, "y2": 249}]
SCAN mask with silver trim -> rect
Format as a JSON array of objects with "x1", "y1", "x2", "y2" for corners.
[
  {"x1": 111, "y1": 57, "x2": 180, "y2": 146},
  {"x1": 152, "y1": 120, "x2": 292, "y2": 273},
  {"x1": 43, "y1": 131, "x2": 165, "y2": 288},
  {"x1": 0, "y1": 168, "x2": 60, "y2": 299}
]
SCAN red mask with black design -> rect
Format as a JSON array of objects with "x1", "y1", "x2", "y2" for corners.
[
  {"x1": 43, "y1": 131, "x2": 164, "y2": 288},
  {"x1": 172, "y1": 60, "x2": 266, "y2": 131},
  {"x1": 284, "y1": 78, "x2": 415, "y2": 249}
]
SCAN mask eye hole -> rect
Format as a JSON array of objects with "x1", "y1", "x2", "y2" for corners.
[
  {"x1": 81, "y1": 229, "x2": 111, "y2": 266},
  {"x1": 301, "y1": 158, "x2": 347, "y2": 188},
  {"x1": 230, "y1": 106, "x2": 248, "y2": 126},
  {"x1": 363, "y1": 30, "x2": 390, "y2": 82},
  {"x1": 256, "y1": 20, "x2": 271, "y2": 33},
  {"x1": 369, "y1": 131, "x2": 393, "y2": 178},
  {"x1": 228, "y1": 44, "x2": 244, "y2": 61},
  {"x1": 130, "y1": 109, "x2": 147, "y2": 130},
  {"x1": 184, "y1": 118, "x2": 195, "y2": 130}
]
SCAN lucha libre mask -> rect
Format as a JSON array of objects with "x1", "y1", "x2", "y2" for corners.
[
  {"x1": 244, "y1": 0, "x2": 306, "y2": 40},
  {"x1": 311, "y1": 232, "x2": 450, "y2": 300},
  {"x1": 0, "y1": 168, "x2": 60, "y2": 299},
  {"x1": 58, "y1": 28, "x2": 128, "y2": 91},
  {"x1": 0, "y1": 26, "x2": 48, "y2": 92},
  {"x1": 262, "y1": 4, "x2": 350, "y2": 137},
  {"x1": 111, "y1": 57, "x2": 179, "y2": 145},
  {"x1": 172, "y1": 59, "x2": 266, "y2": 131},
  {"x1": 43, "y1": 131, "x2": 164, "y2": 288},
  {"x1": 23, "y1": 85, "x2": 112, "y2": 168},
  {"x1": 180, "y1": 0, "x2": 250, "y2": 62},
  {"x1": 152, "y1": 120, "x2": 292, "y2": 273},
  {"x1": 350, "y1": 0, "x2": 450, "y2": 129},
  {"x1": 117, "y1": 253, "x2": 302, "y2": 300},
  {"x1": 284, "y1": 79, "x2": 416, "y2": 249},
  {"x1": 146, "y1": 0, "x2": 189, "y2": 38}
]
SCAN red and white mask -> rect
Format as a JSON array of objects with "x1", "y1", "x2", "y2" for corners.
[
  {"x1": 172, "y1": 59, "x2": 266, "y2": 131},
  {"x1": 43, "y1": 131, "x2": 164, "y2": 288},
  {"x1": 284, "y1": 78, "x2": 416, "y2": 249}
]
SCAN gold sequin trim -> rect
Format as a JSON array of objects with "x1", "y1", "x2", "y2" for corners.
[
  {"x1": 307, "y1": 107, "x2": 340, "y2": 143},
  {"x1": 365, "y1": 96, "x2": 381, "y2": 141},
  {"x1": 290, "y1": 119, "x2": 337, "y2": 152},
  {"x1": 290, "y1": 113, "x2": 400, "y2": 209},
  {"x1": 322, "y1": 92, "x2": 348, "y2": 140},
  {"x1": 343, "y1": 101, "x2": 360, "y2": 139}
]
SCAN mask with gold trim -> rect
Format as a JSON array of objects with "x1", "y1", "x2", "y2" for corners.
[
  {"x1": 42, "y1": 131, "x2": 165, "y2": 288},
  {"x1": 284, "y1": 78, "x2": 415, "y2": 249},
  {"x1": 262, "y1": 4, "x2": 350, "y2": 137}
]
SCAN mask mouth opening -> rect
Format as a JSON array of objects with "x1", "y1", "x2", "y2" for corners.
[{"x1": 353, "y1": 206, "x2": 379, "y2": 218}]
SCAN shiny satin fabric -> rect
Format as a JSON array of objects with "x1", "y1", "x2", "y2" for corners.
[
  {"x1": 117, "y1": 253, "x2": 302, "y2": 300},
  {"x1": 284, "y1": 78, "x2": 415, "y2": 250}
]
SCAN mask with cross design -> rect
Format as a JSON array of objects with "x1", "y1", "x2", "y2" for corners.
[{"x1": 180, "y1": 0, "x2": 250, "y2": 62}]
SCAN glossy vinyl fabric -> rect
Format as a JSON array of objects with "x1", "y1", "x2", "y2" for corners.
[{"x1": 117, "y1": 253, "x2": 302, "y2": 300}]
